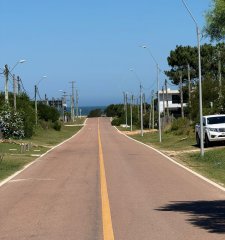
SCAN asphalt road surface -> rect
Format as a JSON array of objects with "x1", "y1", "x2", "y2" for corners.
[{"x1": 0, "y1": 118, "x2": 224, "y2": 240}]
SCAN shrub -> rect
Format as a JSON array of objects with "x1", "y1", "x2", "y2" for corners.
[
  {"x1": 0, "y1": 105, "x2": 24, "y2": 139},
  {"x1": 53, "y1": 121, "x2": 61, "y2": 131},
  {"x1": 111, "y1": 117, "x2": 122, "y2": 126},
  {"x1": 88, "y1": 109, "x2": 102, "y2": 118},
  {"x1": 170, "y1": 117, "x2": 192, "y2": 135},
  {"x1": 38, "y1": 103, "x2": 60, "y2": 122}
]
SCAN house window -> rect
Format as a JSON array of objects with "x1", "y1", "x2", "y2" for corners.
[{"x1": 172, "y1": 94, "x2": 181, "y2": 104}]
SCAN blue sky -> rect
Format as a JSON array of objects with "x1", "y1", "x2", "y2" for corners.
[{"x1": 0, "y1": 0, "x2": 212, "y2": 106}]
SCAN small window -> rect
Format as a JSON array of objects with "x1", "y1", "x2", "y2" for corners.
[{"x1": 172, "y1": 95, "x2": 181, "y2": 104}]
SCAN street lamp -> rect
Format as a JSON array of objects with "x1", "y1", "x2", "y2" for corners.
[
  {"x1": 35, "y1": 76, "x2": 47, "y2": 125},
  {"x1": 141, "y1": 45, "x2": 162, "y2": 142},
  {"x1": 3, "y1": 59, "x2": 26, "y2": 104},
  {"x1": 181, "y1": 0, "x2": 204, "y2": 156},
  {"x1": 130, "y1": 68, "x2": 144, "y2": 137}
]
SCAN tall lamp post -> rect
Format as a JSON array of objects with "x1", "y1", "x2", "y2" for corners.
[
  {"x1": 35, "y1": 76, "x2": 47, "y2": 125},
  {"x1": 181, "y1": 0, "x2": 204, "y2": 157},
  {"x1": 141, "y1": 45, "x2": 162, "y2": 142},
  {"x1": 3, "y1": 59, "x2": 26, "y2": 104}
]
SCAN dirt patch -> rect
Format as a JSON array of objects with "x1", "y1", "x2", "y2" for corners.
[{"x1": 123, "y1": 129, "x2": 158, "y2": 136}]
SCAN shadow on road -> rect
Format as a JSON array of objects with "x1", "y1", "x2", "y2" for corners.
[{"x1": 156, "y1": 200, "x2": 225, "y2": 234}]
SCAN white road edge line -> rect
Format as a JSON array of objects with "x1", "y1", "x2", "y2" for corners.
[
  {"x1": 114, "y1": 126, "x2": 225, "y2": 193},
  {"x1": 0, "y1": 118, "x2": 88, "y2": 188}
]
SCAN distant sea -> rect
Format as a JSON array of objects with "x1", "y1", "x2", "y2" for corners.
[{"x1": 74, "y1": 106, "x2": 107, "y2": 116}]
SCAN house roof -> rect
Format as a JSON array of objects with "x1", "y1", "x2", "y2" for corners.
[{"x1": 158, "y1": 88, "x2": 179, "y2": 94}]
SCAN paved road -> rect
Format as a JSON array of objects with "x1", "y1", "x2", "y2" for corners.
[{"x1": 0, "y1": 118, "x2": 224, "y2": 240}]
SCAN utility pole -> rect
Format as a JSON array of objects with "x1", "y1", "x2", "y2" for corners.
[
  {"x1": 62, "y1": 91, "x2": 67, "y2": 122},
  {"x1": 17, "y1": 76, "x2": 21, "y2": 94},
  {"x1": 151, "y1": 90, "x2": 154, "y2": 129},
  {"x1": 61, "y1": 96, "x2": 64, "y2": 121},
  {"x1": 35, "y1": 85, "x2": 38, "y2": 125},
  {"x1": 180, "y1": 72, "x2": 184, "y2": 118},
  {"x1": 123, "y1": 92, "x2": 127, "y2": 127},
  {"x1": 137, "y1": 98, "x2": 139, "y2": 121},
  {"x1": 187, "y1": 64, "x2": 191, "y2": 110},
  {"x1": 45, "y1": 94, "x2": 48, "y2": 105},
  {"x1": 218, "y1": 50, "x2": 222, "y2": 109},
  {"x1": 125, "y1": 92, "x2": 128, "y2": 128},
  {"x1": 76, "y1": 89, "x2": 79, "y2": 118},
  {"x1": 162, "y1": 86, "x2": 165, "y2": 118},
  {"x1": 4, "y1": 64, "x2": 9, "y2": 103},
  {"x1": 149, "y1": 93, "x2": 152, "y2": 130},
  {"x1": 70, "y1": 95, "x2": 72, "y2": 121},
  {"x1": 140, "y1": 84, "x2": 143, "y2": 136},
  {"x1": 130, "y1": 94, "x2": 133, "y2": 132},
  {"x1": 157, "y1": 64, "x2": 162, "y2": 143},
  {"x1": 69, "y1": 81, "x2": 75, "y2": 122},
  {"x1": 13, "y1": 74, "x2": 17, "y2": 111},
  {"x1": 123, "y1": 92, "x2": 126, "y2": 112},
  {"x1": 162, "y1": 86, "x2": 165, "y2": 129}
]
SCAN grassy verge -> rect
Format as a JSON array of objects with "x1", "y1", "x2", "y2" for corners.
[
  {"x1": 120, "y1": 127, "x2": 225, "y2": 187},
  {"x1": 180, "y1": 150, "x2": 225, "y2": 186},
  {"x1": 65, "y1": 117, "x2": 86, "y2": 125},
  {"x1": 0, "y1": 122, "x2": 84, "y2": 181},
  {"x1": 130, "y1": 130, "x2": 196, "y2": 151},
  {"x1": 31, "y1": 125, "x2": 82, "y2": 147}
]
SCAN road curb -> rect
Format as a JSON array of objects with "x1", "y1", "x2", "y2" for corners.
[
  {"x1": 0, "y1": 121, "x2": 87, "y2": 188},
  {"x1": 114, "y1": 126, "x2": 225, "y2": 193}
]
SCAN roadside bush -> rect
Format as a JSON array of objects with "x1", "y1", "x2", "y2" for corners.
[
  {"x1": 88, "y1": 109, "x2": 102, "y2": 118},
  {"x1": 18, "y1": 104, "x2": 35, "y2": 138},
  {"x1": 105, "y1": 104, "x2": 124, "y2": 117},
  {"x1": 38, "y1": 103, "x2": 60, "y2": 122},
  {"x1": 111, "y1": 117, "x2": 122, "y2": 126},
  {"x1": 53, "y1": 121, "x2": 61, "y2": 131},
  {"x1": 0, "y1": 104, "x2": 24, "y2": 139},
  {"x1": 170, "y1": 117, "x2": 192, "y2": 135}
]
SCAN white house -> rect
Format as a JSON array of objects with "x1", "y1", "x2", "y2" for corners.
[{"x1": 158, "y1": 88, "x2": 187, "y2": 114}]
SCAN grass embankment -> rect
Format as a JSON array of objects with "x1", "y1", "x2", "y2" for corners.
[
  {"x1": 121, "y1": 128, "x2": 225, "y2": 187},
  {"x1": 0, "y1": 119, "x2": 85, "y2": 181}
]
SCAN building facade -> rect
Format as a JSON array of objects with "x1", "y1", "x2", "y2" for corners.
[{"x1": 158, "y1": 88, "x2": 187, "y2": 116}]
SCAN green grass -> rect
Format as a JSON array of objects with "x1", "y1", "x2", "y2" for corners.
[
  {"x1": 0, "y1": 155, "x2": 36, "y2": 181},
  {"x1": 181, "y1": 149, "x2": 225, "y2": 186},
  {"x1": 31, "y1": 125, "x2": 82, "y2": 147},
  {"x1": 0, "y1": 124, "x2": 83, "y2": 181},
  {"x1": 65, "y1": 117, "x2": 86, "y2": 125},
  {"x1": 131, "y1": 131, "x2": 196, "y2": 151}
]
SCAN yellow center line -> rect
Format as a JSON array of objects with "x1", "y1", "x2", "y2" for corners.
[{"x1": 98, "y1": 118, "x2": 115, "y2": 240}]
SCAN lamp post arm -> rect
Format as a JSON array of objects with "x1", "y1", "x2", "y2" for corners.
[
  {"x1": 181, "y1": 0, "x2": 198, "y2": 28},
  {"x1": 10, "y1": 60, "x2": 26, "y2": 73}
]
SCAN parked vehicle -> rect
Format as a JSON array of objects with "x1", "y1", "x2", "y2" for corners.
[{"x1": 195, "y1": 114, "x2": 225, "y2": 147}]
